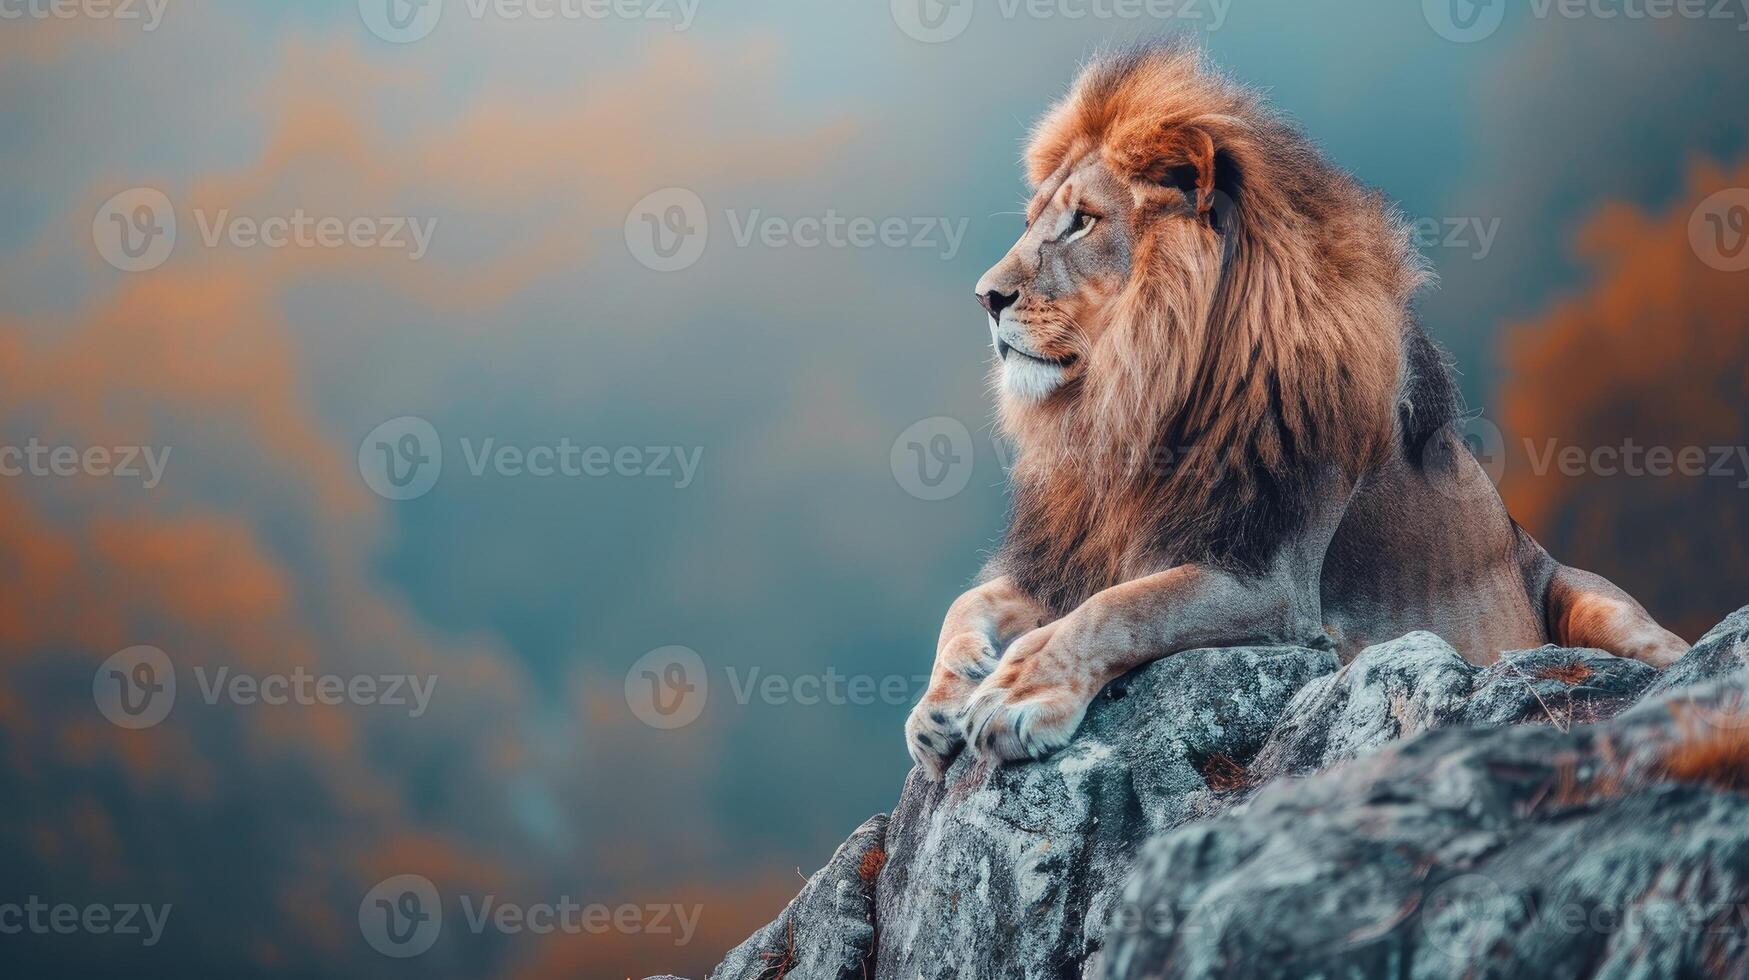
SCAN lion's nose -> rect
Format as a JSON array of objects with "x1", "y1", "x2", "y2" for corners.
[{"x1": 977, "y1": 288, "x2": 1019, "y2": 318}]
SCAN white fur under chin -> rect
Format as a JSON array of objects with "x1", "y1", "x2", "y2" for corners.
[{"x1": 1000, "y1": 354, "x2": 1067, "y2": 402}]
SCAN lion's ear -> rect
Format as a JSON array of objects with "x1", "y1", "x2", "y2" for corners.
[{"x1": 1156, "y1": 126, "x2": 1237, "y2": 230}]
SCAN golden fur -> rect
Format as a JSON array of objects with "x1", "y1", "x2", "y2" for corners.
[{"x1": 995, "y1": 42, "x2": 1426, "y2": 612}]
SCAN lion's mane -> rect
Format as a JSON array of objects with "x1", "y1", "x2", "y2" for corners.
[{"x1": 993, "y1": 41, "x2": 1445, "y2": 614}]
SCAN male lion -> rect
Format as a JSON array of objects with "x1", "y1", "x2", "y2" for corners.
[{"x1": 905, "y1": 42, "x2": 1688, "y2": 779}]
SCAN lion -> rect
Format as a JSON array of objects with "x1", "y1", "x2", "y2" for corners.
[{"x1": 904, "y1": 41, "x2": 1689, "y2": 779}]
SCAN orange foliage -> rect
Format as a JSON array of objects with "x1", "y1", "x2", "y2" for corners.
[
  {"x1": 1200, "y1": 751, "x2": 1249, "y2": 793},
  {"x1": 1499, "y1": 159, "x2": 1749, "y2": 640},
  {"x1": 1535, "y1": 661, "x2": 1595, "y2": 686},
  {"x1": 1657, "y1": 719, "x2": 1749, "y2": 793}
]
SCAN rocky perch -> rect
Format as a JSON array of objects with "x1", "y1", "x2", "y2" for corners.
[{"x1": 700, "y1": 607, "x2": 1749, "y2": 980}]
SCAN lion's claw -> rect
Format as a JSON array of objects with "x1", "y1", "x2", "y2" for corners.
[
  {"x1": 962, "y1": 683, "x2": 1084, "y2": 764},
  {"x1": 905, "y1": 702, "x2": 966, "y2": 781}
]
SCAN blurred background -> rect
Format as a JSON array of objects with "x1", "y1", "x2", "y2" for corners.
[{"x1": 1, "y1": 0, "x2": 1746, "y2": 976}]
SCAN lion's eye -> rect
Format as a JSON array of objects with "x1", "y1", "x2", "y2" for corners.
[{"x1": 1060, "y1": 210, "x2": 1098, "y2": 244}]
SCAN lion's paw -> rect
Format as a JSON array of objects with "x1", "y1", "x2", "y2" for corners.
[
  {"x1": 962, "y1": 681, "x2": 1087, "y2": 765},
  {"x1": 905, "y1": 701, "x2": 967, "y2": 781},
  {"x1": 905, "y1": 633, "x2": 1003, "y2": 781}
]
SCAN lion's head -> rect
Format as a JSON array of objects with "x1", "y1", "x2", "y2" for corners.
[{"x1": 983, "y1": 42, "x2": 1432, "y2": 612}]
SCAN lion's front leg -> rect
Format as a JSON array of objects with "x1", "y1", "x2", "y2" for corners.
[
  {"x1": 906, "y1": 576, "x2": 1052, "y2": 780},
  {"x1": 1544, "y1": 564, "x2": 1689, "y2": 669},
  {"x1": 963, "y1": 564, "x2": 1321, "y2": 764}
]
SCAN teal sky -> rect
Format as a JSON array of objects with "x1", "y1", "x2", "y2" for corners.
[{"x1": 3, "y1": 2, "x2": 1747, "y2": 976}]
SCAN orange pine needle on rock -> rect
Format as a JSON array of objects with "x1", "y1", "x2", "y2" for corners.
[
  {"x1": 858, "y1": 847, "x2": 887, "y2": 884},
  {"x1": 1657, "y1": 719, "x2": 1749, "y2": 793},
  {"x1": 1536, "y1": 661, "x2": 1596, "y2": 686},
  {"x1": 1201, "y1": 752, "x2": 1249, "y2": 793}
]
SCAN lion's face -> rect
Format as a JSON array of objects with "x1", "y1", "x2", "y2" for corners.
[
  {"x1": 974, "y1": 155, "x2": 1221, "y2": 407},
  {"x1": 974, "y1": 158, "x2": 1133, "y2": 404}
]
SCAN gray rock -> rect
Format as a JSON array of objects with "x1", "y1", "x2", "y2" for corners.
[
  {"x1": 710, "y1": 814, "x2": 888, "y2": 980},
  {"x1": 1644, "y1": 604, "x2": 1749, "y2": 700},
  {"x1": 708, "y1": 606, "x2": 1749, "y2": 980},
  {"x1": 1251, "y1": 634, "x2": 1658, "y2": 780},
  {"x1": 869, "y1": 646, "x2": 1337, "y2": 980},
  {"x1": 1099, "y1": 674, "x2": 1749, "y2": 980},
  {"x1": 1463, "y1": 645, "x2": 1659, "y2": 726},
  {"x1": 1247, "y1": 631, "x2": 1477, "y2": 777}
]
